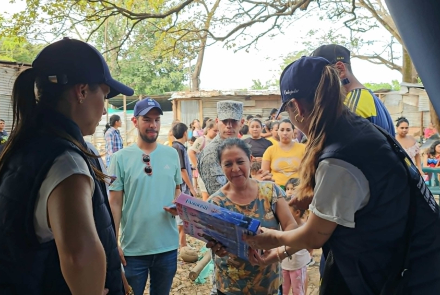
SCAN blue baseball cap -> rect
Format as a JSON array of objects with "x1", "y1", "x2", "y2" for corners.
[
  {"x1": 275, "y1": 56, "x2": 330, "y2": 119},
  {"x1": 134, "y1": 97, "x2": 163, "y2": 117},
  {"x1": 32, "y1": 37, "x2": 134, "y2": 98}
]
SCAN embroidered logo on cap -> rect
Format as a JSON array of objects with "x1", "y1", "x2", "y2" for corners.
[{"x1": 284, "y1": 89, "x2": 299, "y2": 95}]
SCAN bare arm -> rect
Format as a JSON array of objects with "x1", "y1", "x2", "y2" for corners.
[
  {"x1": 181, "y1": 169, "x2": 197, "y2": 196},
  {"x1": 188, "y1": 149, "x2": 198, "y2": 168},
  {"x1": 423, "y1": 154, "x2": 428, "y2": 167},
  {"x1": 275, "y1": 198, "x2": 297, "y2": 231},
  {"x1": 174, "y1": 185, "x2": 182, "y2": 199},
  {"x1": 109, "y1": 190, "x2": 123, "y2": 239},
  {"x1": 415, "y1": 153, "x2": 423, "y2": 174},
  {"x1": 48, "y1": 174, "x2": 106, "y2": 295},
  {"x1": 244, "y1": 212, "x2": 337, "y2": 254},
  {"x1": 164, "y1": 186, "x2": 182, "y2": 216},
  {"x1": 261, "y1": 160, "x2": 271, "y2": 172},
  {"x1": 280, "y1": 213, "x2": 337, "y2": 252}
]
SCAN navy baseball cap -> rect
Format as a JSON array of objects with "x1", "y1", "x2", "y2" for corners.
[
  {"x1": 32, "y1": 37, "x2": 134, "y2": 98},
  {"x1": 134, "y1": 97, "x2": 163, "y2": 117},
  {"x1": 311, "y1": 44, "x2": 351, "y2": 64},
  {"x1": 275, "y1": 56, "x2": 330, "y2": 119}
]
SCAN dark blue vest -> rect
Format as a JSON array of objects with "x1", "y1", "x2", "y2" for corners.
[
  {"x1": 0, "y1": 110, "x2": 123, "y2": 294},
  {"x1": 320, "y1": 112, "x2": 440, "y2": 294}
]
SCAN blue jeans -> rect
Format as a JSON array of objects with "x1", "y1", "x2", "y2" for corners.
[{"x1": 124, "y1": 250, "x2": 177, "y2": 295}]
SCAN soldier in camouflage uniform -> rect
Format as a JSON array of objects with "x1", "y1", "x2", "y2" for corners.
[{"x1": 198, "y1": 100, "x2": 245, "y2": 195}]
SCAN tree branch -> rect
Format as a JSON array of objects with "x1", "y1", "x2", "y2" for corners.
[
  {"x1": 352, "y1": 53, "x2": 402, "y2": 72},
  {"x1": 205, "y1": 0, "x2": 309, "y2": 42},
  {"x1": 86, "y1": 0, "x2": 196, "y2": 20},
  {"x1": 358, "y1": 0, "x2": 402, "y2": 44}
]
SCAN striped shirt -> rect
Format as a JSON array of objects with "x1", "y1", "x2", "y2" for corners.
[
  {"x1": 345, "y1": 88, "x2": 395, "y2": 136},
  {"x1": 105, "y1": 127, "x2": 123, "y2": 167}
]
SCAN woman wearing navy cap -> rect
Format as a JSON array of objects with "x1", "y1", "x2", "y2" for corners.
[
  {"x1": 244, "y1": 56, "x2": 440, "y2": 294},
  {"x1": 0, "y1": 38, "x2": 133, "y2": 294}
]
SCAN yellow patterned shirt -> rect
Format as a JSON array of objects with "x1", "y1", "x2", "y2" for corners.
[{"x1": 208, "y1": 181, "x2": 286, "y2": 295}]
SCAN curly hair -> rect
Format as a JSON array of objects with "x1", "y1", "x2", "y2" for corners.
[{"x1": 429, "y1": 140, "x2": 440, "y2": 157}]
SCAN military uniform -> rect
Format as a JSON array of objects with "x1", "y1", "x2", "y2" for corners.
[
  {"x1": 197, "y1": 135, "x2": 227, "y2": 195},
  {"x1": 197, "y1": 100, "x2": 243, "y2": 196}
]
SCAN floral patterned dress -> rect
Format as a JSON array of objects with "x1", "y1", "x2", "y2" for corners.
[
  {"x1": 404, "y1": 142, "x2": 420, "y2": 164},
  {"x1": 208, "y1": 181, "x2": 286, "y2": 295}
]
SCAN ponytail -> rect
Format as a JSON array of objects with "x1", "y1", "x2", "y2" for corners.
[
  {"x1": 104, "y1": 123, "x2": 111, "y2": 135},
  {"x1": 0, "y1": 68, "x2": 37, "y2": 171},
  {"x1": 294, "y1": 65, "x2": 346, "y2": 200},
  {"x1": 11, "y1": 68, "x2": 37, "y2": 131}
]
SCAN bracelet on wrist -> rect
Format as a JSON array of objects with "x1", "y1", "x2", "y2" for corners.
[
  {"x1": 283, "y1": 245, "x2": 292, "y2": 260},
  {"x1": 125, "y1": 286, "x2": 134, "y2": 295}
]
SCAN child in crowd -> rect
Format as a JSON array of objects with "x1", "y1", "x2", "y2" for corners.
[
  {"x1": 281, "y1": 178, "x2": 310, "y2": 295},
  {"x1": 189, "y1": 136, "x2": 199, "y2": 186},
  {"x1": 250, "y1": 161, "x2": 261, "y2": 179},
  {"x1": 189, "y1": 136, "x2": 197, "y2": 147}
]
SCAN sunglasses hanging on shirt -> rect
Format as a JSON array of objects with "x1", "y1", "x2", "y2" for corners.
[{"x1": 142, "y1": 154, "x2": 153, "y2": 175}]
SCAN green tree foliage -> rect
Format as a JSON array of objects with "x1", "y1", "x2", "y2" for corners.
[
  {"x1": 88, "y1": 12, "x2": 190, "y2": 95},
  {"x1": 250, "y1": 79, "x2": 265, "y2": 90},
  {"x1": 364, "y1": 80, "x2": 400, "y2": 91},
  {"x1": 0, "y1": 37, "x2": 44, "y2": 63},
  {"x1": 250, "y1": 79, "x2": 278, "y2": 90},
  {"x1": 1, "y1": 1, "x2": 193, "y2": 95},
  {"x1": 0, "y1": 0, "x2": 316, "y2": 92},
  {"x1": 280, "y1": 50, "x2": 309, "y2": 69}
]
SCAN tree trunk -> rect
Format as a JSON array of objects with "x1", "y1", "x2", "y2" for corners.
[
  {"x1": 190, "y1": 0, "x2": 221, "y2": 91},
  {"x1": 402, "y1": 47, "x2": 418, "y2": 83},
  {"x1": 191, "y1": 36, "x2": 207, "y2": 91}
]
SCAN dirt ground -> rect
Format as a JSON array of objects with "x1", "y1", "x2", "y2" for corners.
[{"x1": 143, "y1": 236, "x2": 321, "y2": 295}]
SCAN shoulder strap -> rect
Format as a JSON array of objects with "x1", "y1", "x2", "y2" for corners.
[{"x1": 374, "y1": 126, "x2": 419, "y2": 294}]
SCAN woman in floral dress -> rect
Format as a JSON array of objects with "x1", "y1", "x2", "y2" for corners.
[{"x1": 207, "y1": 138, "x2": 296, "y2": 295}]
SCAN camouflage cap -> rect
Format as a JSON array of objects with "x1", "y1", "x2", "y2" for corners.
[{"x1": 217, "y1": 100, "x2": 243, "y2": 121}]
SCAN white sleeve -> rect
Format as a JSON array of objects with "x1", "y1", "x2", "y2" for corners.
[
  {"x1": 34, "y1": 150, "x2": 94, "y2": 243},
  {"x1": 309, "y1": 158, "x2": 370, "y2": 228}
]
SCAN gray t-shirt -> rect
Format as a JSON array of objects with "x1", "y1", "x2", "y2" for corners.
[{"x1": 309, "y1": 158, "x2": 370, "y2": 228}]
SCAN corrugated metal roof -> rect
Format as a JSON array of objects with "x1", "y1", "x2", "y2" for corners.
[
  {"x1": 400, "y1": 82, "x2": 424, "y2": 89},
  {"x1": 0, "y1": 60, "x2": 32, "y2": 67},
  {"x1": 169, "y1": 89, "x2": 281, "y2": 100}
]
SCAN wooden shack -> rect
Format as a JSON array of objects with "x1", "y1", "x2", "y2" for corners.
[
  {"x1": 376, "y1": 83, "x2": 430, "y2": 137},
  {"x1": 0, "y1": 61, "x2": 31, "y2": 132},
  {"x1": 169, "y1": 90, "x2": 282, "y2": 125}
]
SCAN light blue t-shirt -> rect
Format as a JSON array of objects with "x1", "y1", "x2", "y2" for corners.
[{"x1": 108, "y1": 143, "x2": 182, "y2": 256}]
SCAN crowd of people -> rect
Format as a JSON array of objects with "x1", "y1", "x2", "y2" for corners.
[{"x1": 1, "y1": 38, "x2": 440, "y2": 295}]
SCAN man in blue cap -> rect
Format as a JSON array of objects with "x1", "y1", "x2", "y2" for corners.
[{"x1": 109, "y1": 98, "x2": 182, "y2": 295}]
